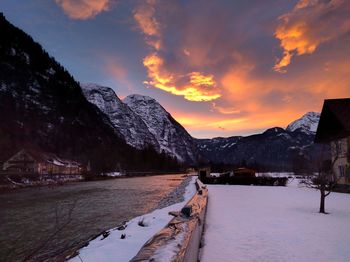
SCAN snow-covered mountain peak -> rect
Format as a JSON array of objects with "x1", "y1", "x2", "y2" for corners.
[
  {"x1": 124, "y1": 94, "x2": 200, "y2": 164},
  {"x1": 81, "y1": 84, "x2": 160, "y2": 151},
  {"x1": 286, "y1": 112, "x2": 320, "y2": 134}
]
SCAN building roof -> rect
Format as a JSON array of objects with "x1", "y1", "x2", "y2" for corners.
[
  {"x1": 315, "y1": 98, "x2": 350, "y2": 143},
  {"x1": 10, "y1": 149, "x2": 81, "y2": 167}
]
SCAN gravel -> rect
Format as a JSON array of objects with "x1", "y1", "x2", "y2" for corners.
[{"x1": 157, "y1": 176, "x2": 193, "y2": 209}]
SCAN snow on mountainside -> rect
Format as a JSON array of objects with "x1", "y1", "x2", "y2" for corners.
[
  {"x1": 196, "y1": 112, "x2": 327, "y2": 170},
  {"x1": 124, "y1": 94, "x2": 200, "y2": 164},
  {"x1": 195, "y1": 127, "x2": 319, "y2": 169},
  {"x1": 286, "y1": 112, "x2": 320, "y2": 134},
  {"x1": 81, "y1": 84, "x2": 160, "y2": 151}
]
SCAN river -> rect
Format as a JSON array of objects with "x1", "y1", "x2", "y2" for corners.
[{"x1": 0, "y1": 174, "x2": 186, "y2": 261}]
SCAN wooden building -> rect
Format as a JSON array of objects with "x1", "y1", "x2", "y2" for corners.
[
  {"x1": 233, "y1": 167, "x2": 256, "y2": 177},
  {"x1": 2, "y1": 149, "x2": 82, "y2": 175},
  {"x1": 315, "y1": 98, "x2": 350, "y2": 187},
  {"x1": 198, "y1": 167, "x2": 211, "y2": 181}
]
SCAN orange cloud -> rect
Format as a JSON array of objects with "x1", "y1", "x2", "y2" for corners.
[
  {"x1": 130, "y1": 0, "x2": 350, "y2": 137},
  {"x1": 274, "y1": 0, "x2": 350, "y2": 72},
  {"x1": 106, "y1": 60, "x2": 127, "y2": 80},
  {"x1": 143, "y1": 53, "x2": 221, "y2": 101},
  {"x1": 55, "y1": 0, "x2": 111, "y2": 20},
  {"x1": 133, "y1": 0, "x2": 160, "y2": 37},
  {"x1": 133, "y1": 1, "x2": 221, "y2": 101},
  {"x1": 133, "y1": 0, "x2": 162, "y2": 50},
  {"x1": 211, "y1": 102, "x2": 240, "y2": 115},
  {"x1": 172, "y1": 108, "x2": 301, "y2": 138}
]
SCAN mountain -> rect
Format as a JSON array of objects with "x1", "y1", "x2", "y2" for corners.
[
  {"x1": 124, "y1": 94, "x2": 201, "y2": 164},
  {"x1": 286, "y1": 112, "x2": 320, "y2": 134},
  {"x1": 81, "y1": 84, "x2": 160, "y2": 151},
  {"x1": 0, "y1": 14, "x2": 179, "y2": 172},
  {"x1": 196, "y1": 115, "x2": 326, "y2": 171}
]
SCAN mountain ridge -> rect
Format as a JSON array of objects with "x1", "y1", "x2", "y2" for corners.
[
  {"x1": 80, "y1": 80, "x2": 323, "y2": 170},
  {"x1": 195, "y1": 114, "x2": 325, "y2": 171}
]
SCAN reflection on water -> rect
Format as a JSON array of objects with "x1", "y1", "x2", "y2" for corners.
[{"x1": 0, "y1": 174, "x2": 184, "y2": 261}]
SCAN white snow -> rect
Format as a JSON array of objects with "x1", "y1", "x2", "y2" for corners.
[
  {"x1": 222, "y1": 143, "x2": 230, "y2": 148},
  {"x1": 201, "y1": 179, "x2": 350, "y2": 262},
  {"x1": 150, "y1": 223, "x2": 187, "y2": 261},
  {"x1": 22, "y1": 52, "x2": 30, "y2": 64},
  {"x1": 256, "y1": 172, "x2": 294, "y2": 177},
  {"x1": 229, "y1": 142, "x2": 237, "y2": 147},
  {"x1": 69, "y1": 177, "x2": 197, "y2": 262},
  {"x1": 286, "y1": 112, "x2": 320, "y2": 134},
  {"x1": 0, "y1": 82, "x2": 7, "y2": 91},
  {"x1": 47, "y1": 67, "x2": 56, "y2": 75},
  {"x1": 52, "y1": 159, "x2": 65, "y2": 166},
  {"x1": 102, "y1": 172, "x2": 124, "y2": 177},
  {"x1": 10, "y1": 47, "x2": 16, "y2": 56}
]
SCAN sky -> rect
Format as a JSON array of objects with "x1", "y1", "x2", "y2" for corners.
[{"x1": 1, "y1": 0, "x2": 350, "y2": 138}]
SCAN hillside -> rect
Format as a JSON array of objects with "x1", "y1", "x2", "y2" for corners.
[
  {"x1": 196, "y1": 114, "x2": 328, "y2": 171},
  {"x1": 0, "y1": 14, "x2": 178, "y2": 172}
]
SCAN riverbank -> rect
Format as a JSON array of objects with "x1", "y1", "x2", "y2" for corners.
[
  {"x1": 0, "y1": 174, "x2": 84, "y2": 192},
  {"x1": 69, "y1": 176, "x2": 197, "y2": 261},
  {"x1": 0, "y1": 171, "x2": 187, "y2": 192}
]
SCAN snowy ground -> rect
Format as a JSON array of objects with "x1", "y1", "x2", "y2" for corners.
[
  {"x1": 101, "y1": 172, "x2": 124, "y2": 177},
  {"x1": 69, "y1": 176, "x2": 197, "y2": 262},
  {"x1": 256, "y1": 172, "x2": 294, "y2": 177},
  {"x1": 201, "y1": 179, "x2": 350, "y2": 262}
]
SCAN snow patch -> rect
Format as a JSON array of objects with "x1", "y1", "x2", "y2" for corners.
[
  {"x1": 102, "y1": 172, "x2": 124, "y2": 177},
  {"x1": 286, "y1": 112, "x2": 320, "y2": 134}
]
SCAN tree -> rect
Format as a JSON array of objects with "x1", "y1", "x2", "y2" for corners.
[
  {"x1": 22, "y1": 200, "x2": 78, "y2": 261},
  {"x1": 301, "y1": 143, "x2": 344, "y2": 214}
]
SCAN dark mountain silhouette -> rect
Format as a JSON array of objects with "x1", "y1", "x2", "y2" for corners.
[{"x1": 0, "y1": 13, "x2": 179, "y2": 172}]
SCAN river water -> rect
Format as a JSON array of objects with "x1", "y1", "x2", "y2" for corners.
[{"x1": 0, "y1": 174, "x2": 185, "y2": 261}]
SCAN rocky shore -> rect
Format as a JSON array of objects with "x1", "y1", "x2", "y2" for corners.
[{"x1": 157, "y1": 175, "x2": 192, "y2": 209}]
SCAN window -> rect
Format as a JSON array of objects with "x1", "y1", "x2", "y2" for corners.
[
  {"x1": 338, "y1": 165, "x2": 345, "y2": 177},
  {"x1": 336, "y1": 141, "x2": 342, "y2": 155}
]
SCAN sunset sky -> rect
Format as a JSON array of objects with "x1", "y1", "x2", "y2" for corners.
[{"x1": 1, "y1": 0, "x2": 350, "y2": 138}]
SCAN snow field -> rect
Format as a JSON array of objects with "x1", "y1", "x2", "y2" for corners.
[{"x1": 201, "y1": 179, "x2": 350, "y2": 262}]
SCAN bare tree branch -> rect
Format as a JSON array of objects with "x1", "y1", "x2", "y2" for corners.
[{"x1": 22, "y1": 199, "x2": 78, "y2": 261}]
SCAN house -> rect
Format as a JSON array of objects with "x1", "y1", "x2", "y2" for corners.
[
  {"x1": 233, "y1": 167, "x2": 256, "y2": 177},
  {"x1": 198, "y1": 167, "x2": 211, "y2": 181},
  {"x1": 315, "y1": 98, "x2": 350, "y2": 188},
  {"x1": 2, "y1": 149, "x2": 83, "y2": 175}
]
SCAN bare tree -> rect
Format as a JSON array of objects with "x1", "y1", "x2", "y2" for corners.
[
  {"x1": 301, "y1": 143, "x2": 346, "y2": 214},
  {"x1": 22, "y1": 199, "x2": 78, "y2": 261}
]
